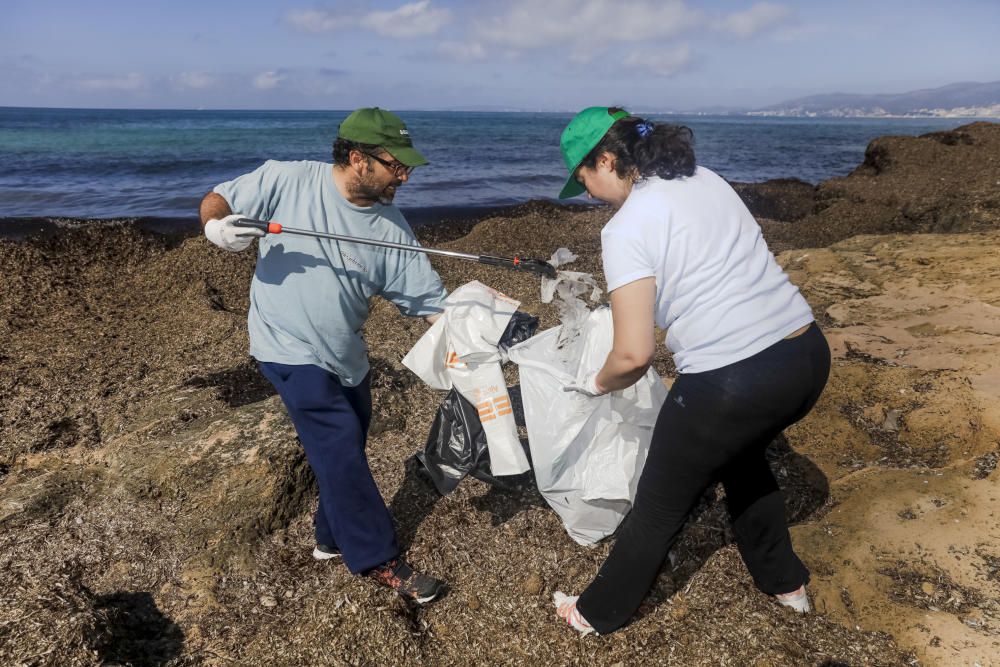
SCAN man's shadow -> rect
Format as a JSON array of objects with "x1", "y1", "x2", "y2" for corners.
[
  {"x1": 388, "y1": 385, "x2": 546, "y2": 549},
  {"x1": 183, "y1": 358, "x2": 276, "y2": 407},
  {"x1": 388, "y1": 455, "x2": 445, "y2": 550},
  {"x1": 90, "y1": 591, "x2": 184, "y2": 666},
  {"x1": 388, "y1": 449, "x2": 547, "y2": 550}
]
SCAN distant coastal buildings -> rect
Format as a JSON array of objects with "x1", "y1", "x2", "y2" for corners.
[
  {"x1": 747, "y1": 104, "x2": 1000, "y2": 119},
  {"x1": 744, "y1": 80, "x2": 1000, "y2": 119}
]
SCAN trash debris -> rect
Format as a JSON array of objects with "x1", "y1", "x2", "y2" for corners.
[
  {"x1": 540, "y1": 247, "x2": 603, "y2": 365},
  {"x1": 882, "y1": 408, "x2": 902, "y2": 432}
]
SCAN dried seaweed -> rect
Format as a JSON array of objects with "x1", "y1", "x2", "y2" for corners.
[{"x1": 9, "y1": 120, "x2": 1000, "y2": 663}]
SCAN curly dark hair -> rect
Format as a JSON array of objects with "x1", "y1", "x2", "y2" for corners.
[
  {"x1": 332, "y1": 137, "x2": 382, "y2": 167},
  {"x1": 578, "y1": 112, "x2": 696, "y2": 182}
]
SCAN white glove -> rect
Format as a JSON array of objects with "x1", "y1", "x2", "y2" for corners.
[
  {"x1": 204, "y1": 214, "x2": 264, "y2": 252},
  {"x1": 562, "y1": 372, "x2": 608, "y2": 397}
]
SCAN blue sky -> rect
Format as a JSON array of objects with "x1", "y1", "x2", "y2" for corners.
[{"x1": 2, "y1": 0, "x2": 998, "y2": 111}]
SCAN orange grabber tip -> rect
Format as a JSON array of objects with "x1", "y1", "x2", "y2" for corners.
[{"x1": 234, "y1": 218, "x2": 281, "y2": 235}]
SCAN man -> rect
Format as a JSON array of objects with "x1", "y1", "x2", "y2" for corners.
[{"x1": 199, "y1": 107, "x2": 447, "y2": 604}]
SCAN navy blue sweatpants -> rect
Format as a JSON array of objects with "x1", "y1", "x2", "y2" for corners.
[{"x1": 258, "y1": 361, "x2": 399, "y2": 574}]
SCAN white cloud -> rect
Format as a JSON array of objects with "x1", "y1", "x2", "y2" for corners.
[
  {"x1": 253, "y1": 70, "x2": 285, "y2": 90},
  {"x1": 285, "y1": 9, "x2": 352, "y2": 33},
  {"x1": 174, "y1": 71, "x2": 216, "y2": 90},
  {"x1": 462, "y1": 1, "x2": 794, "y2": 62},
  {"x1": 76, "y1": 73, "x2": 149, "y2": 92},
  {"x1": 286, "y1": 1, "x2": 450, "y2": 38},
  {"x1": 475, "y1": 0, "x2": 703, "y2": 55},
  {"x1": 247, "y1": 68, "x2": 347, "y2": 96},
  {"x1": 283, "y1": 1, "x2": 793, "y2": 69},
  {"x1": 437, "y1": 40, "x2": 487, "y2": 61},
  {"x1": 623, "y1": 43, "x2": 693, "y2": 77},
  {"x1": 715, "y1": 2, "x2": 792, "y2": 37},
  {"x1": 361, "y1": 1, "x2": 451, "y2": 37}
]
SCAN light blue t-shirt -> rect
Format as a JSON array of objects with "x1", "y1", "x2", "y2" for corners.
[
  {"x1": 214, "y1": 160, "x2": 447, "y2": 386},
  {"x1": 601, "y1": 167, "x2": 814, "y2": 374}
]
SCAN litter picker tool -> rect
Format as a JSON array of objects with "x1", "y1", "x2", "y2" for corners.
[{"x1": 234, "y1": 218, "x2": 557, "y2": 278}]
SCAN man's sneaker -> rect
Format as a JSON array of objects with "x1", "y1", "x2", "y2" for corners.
[
  {"x1": 365, "y1": 558, "x2": 445, "y2": 604},
  {"x1": 312, "y1": 544, "x2": 342, "y2": 561}
]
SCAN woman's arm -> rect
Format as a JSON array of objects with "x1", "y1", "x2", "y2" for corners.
[{"x1": 594, "y1": 277, "x2": 657, "y2": 392}]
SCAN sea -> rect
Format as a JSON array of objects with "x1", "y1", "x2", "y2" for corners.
[{"x1": 0, "y1": 106, "x2": 971, "y2": 229}]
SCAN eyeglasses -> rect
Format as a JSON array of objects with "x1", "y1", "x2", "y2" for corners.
[{"x1": 363, "y1": 151, "x2": 413, "y2": 178}]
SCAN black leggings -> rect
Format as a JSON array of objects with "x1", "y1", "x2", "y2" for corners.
[{"x1": 576, "y1": 323, "x2": 831, "y2": 634}]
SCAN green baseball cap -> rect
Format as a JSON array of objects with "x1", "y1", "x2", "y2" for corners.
[
  {"x1": 337, "y1": 107, "x2": 429, "y2": 167},
  {"x1": 558, "y1": 106, "x2": 630, "y2": 199}
]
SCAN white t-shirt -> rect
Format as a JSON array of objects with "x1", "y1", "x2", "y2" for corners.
[{"x1": 601, "y1": 167, "x2": 814, "y2": 374}]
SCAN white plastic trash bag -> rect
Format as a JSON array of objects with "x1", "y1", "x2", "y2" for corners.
[
  {"x1": 507, "y1": 307, "x2": 668, "y2": 545},
  {"x1": 402, "y1": 281, "x2": 530, "y2": 476}
]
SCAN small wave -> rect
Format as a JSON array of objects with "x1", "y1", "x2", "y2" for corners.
[
  {"x1": 129, "y1": 158, "x2": 226, "y2": 175},
  {"x1": 417, "y1": 173, "x2": 564, "y2": 190}
]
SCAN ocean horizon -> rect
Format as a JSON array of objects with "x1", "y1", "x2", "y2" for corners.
[{"x1": 0, "y1": 107, "x2": 971, "y2": 227}]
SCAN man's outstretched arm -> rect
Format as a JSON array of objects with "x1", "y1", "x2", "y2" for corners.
[
  {"x1": 200, "y1": 191, "x2": 232, "y2": 228},
  {"x1": 199, "y1": 192, "x2": 263, "y2": 251}
]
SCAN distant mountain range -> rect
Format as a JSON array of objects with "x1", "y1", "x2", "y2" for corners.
[{"x1": 746, "y1": 80, "x2": 1000, "y2": 118}]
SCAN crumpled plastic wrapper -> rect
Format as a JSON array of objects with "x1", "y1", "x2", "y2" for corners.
[{"x1": 540, "y1": 248, "x2": 603, "y2": 363}]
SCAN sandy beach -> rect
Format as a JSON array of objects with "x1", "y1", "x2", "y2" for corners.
[{"x1": 2, "y1": 121, "x2": 1000, "y2": 665}]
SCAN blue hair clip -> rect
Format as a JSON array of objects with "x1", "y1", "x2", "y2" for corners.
[{"x1": 636, "y1": 121, "x2": 653, "y2": 138}]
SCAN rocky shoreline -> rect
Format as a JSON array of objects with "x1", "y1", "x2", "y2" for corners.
[{"x1": 2, "y1": 122, "x2": 999, "y2": 665}]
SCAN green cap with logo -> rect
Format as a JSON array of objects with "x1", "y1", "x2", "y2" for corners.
[
  {"x1": 338, "y1": 107, "x2": 429, "y2": 167},
  {"x1": 558, "y1": 106, "x2": 630, "y2": 199}
]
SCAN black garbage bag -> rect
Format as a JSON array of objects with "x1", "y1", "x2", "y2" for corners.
[
  {"x1": 416, "y1": 388, "x2": 493, "y2": 494},
  {"x1": 415, "y1": 311, "x2": 537, "y2": 495},
  {"x1": 498, "y1": 311, "x2": 539, "y2": 354}
]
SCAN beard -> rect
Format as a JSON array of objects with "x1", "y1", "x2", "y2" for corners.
[
  {"x1": 377, "y1": 185, "x2": 396, "y2": 205},
  {"x1": 350, "y1": 171, "x2": 397, "y2": 205}
]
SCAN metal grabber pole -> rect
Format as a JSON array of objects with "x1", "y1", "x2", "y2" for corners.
[{"x1": 234, "y1": 218, "x2": 557, "y2": 278}]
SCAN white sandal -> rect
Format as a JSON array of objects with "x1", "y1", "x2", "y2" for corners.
[
  {"x1": 775, "y1": 585, "x2": 811, "y2": 613},
  {"x1": 553, "y1": 591, "x2": 596, "y2": 635}
]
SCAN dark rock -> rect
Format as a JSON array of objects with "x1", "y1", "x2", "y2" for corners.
[{"x1": 731, "y1": 178, "x2": 817, "y2": 222}]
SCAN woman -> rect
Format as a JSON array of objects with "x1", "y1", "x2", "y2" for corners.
[{"x1": 553, "y1": 107, "x2": 831, "y2": 635}]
